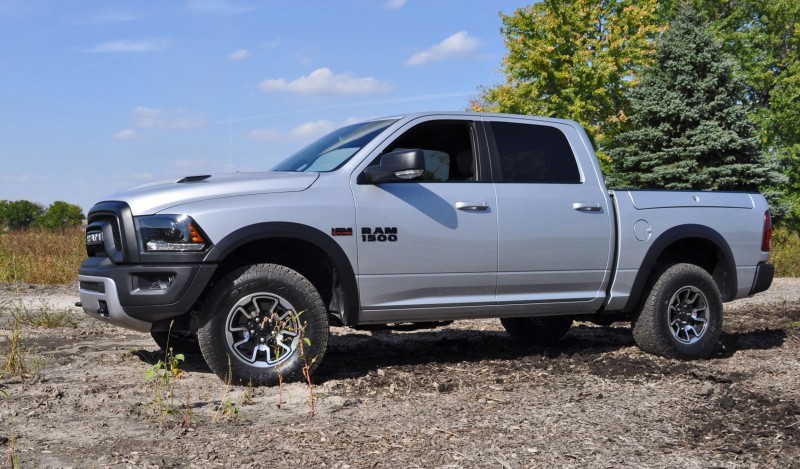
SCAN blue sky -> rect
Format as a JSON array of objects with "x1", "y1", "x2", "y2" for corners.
[{"x1": 0, "y1": 0, "x2": 531, "y2": 212}]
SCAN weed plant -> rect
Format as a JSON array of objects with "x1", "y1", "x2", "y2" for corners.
[
  {"x1": 2, "y1": 323, "x2": 26, "y2": 377},
  {"x1": 1, "y1": 318, "x2": 43, "y2": 381},
  {"x1": 145, "y1": 347, "x2": 185, "y2": 423},
  {"x1": 13, "y1": 306, "x2": 79, "y2": 329},
  {"x1": 213, "y1": 357, "x2": 242, "y2": 421}
]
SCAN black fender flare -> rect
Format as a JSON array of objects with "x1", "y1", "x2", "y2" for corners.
[
  {"x1": 203, "y1": 222, "x2": 360, "y2": 325},
  {"x1": 622, "y1": 224, "x2": 737, "y2": 312}
]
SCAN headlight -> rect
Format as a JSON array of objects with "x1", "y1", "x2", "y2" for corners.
[{"x1": 134, "y1": 215, "x2": 211, "y2": 252}]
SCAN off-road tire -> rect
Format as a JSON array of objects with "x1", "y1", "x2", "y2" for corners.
[
  {"x1": 197, "y1": 263, "x2": 329, "y2": 386},
  {"x1": 632, "y1": 263, "x2": 723, "y2": 359},
  {"x1": 500, "y1": 316, "x2": 573, "y2": 345},
  {"x1": 150, "y1": 330, "x2": 201, "y2": 355}
]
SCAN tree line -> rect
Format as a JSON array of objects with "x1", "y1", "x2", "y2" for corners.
[
  {"x1": 0, "y1": 200, "x2": 84, "y2": 232},
  {"x1": 474, "y1": 0, "x2": 799, "y2": 228}
]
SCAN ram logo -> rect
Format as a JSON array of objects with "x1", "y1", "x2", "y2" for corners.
[
  {"x1": 86, "y1": 231, "x2": 104, "y2": 245},
  {"x1": 361, "y1": 227, "x2": 398, "y2": 242}
]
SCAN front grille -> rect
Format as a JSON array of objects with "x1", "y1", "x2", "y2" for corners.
[
  {"x1": 90, "y1": 215, "x2": 122, "y2": 251},
  {"x1": 86, "y1": 242, "x2": 107, "y2": 258},
  {"x1": 79, "y1": 281, "x2": 105, "y2": 293},
  {"x1": 85, "y1": 201, "x2": 136, "y2": 264}
]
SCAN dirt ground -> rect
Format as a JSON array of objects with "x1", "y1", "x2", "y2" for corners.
[{"x1": 0, "y1": 280, "x2": 798, "y2": 468}]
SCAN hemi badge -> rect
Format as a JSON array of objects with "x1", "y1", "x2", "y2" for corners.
[{"x1": 331, "y1": 227, "x2": 353, "y2": 236}]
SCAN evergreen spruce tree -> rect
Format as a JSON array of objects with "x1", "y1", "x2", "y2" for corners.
[{"x1": 608, "y1": 5, "x2": 783, "y2": 193}]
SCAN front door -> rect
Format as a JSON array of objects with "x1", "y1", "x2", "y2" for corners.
[{"x1": 351, "y1": 116, "x2": 498, "y2": 314}]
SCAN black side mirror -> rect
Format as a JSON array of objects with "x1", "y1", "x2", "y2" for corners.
[{"x1": 361, "y1": 149, "x2": 425, "y2": 184}]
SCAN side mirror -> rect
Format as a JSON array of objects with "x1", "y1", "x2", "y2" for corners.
[{"x1": 361, "y1": 149, "x2": 425, "y2": 184}]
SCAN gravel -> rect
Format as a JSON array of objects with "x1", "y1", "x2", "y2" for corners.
[{"x1": 0, "y1": 279, "x2": 798, "y2": 468}]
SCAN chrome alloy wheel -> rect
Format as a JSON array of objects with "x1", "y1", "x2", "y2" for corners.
[
  {"x1": 667, "y1": 286, "x2": 709, "y2": 344},
  {"x1": 225, "y1": 292, "x2": 301, "y2": 368}
]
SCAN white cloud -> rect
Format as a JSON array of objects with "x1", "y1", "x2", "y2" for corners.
[
  {"x1": 82, "y1": 39, "x2": 168, "y2": 54},
  {"x1": 114, "y1": 129, "x2": 137, "y2": 140},
  {"x1": 259, "y1": 68, "x2": 392, "y2": 96},
  {"x1": 131, "y1": 107, "x2": 208, "y2": 129},
  {"x1": 248, "y1": 120, "x2": 336, "y2": 142},
  {"x1": 405, "y1": 31, "x2": 481, "y2": 66},
  {"x1": 227, "y1": 49, "x2": 251, "y2": 60},
  {"x1": 186, "y1": 0, "x2": 254, "y2": 15},
  {"x1": 385, "y1": 0, "x2": 407, "y2": 9}
]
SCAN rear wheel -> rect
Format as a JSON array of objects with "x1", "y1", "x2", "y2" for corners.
[
  {"x1": 198, "y1": 263, "x2": 329, "y2": 386},
  {"x1": 632, "y1": 263, "x2": 723, "y2": 359},
  {"x1": 500, "y1": 316, "x2": 573, "y2": 345}
]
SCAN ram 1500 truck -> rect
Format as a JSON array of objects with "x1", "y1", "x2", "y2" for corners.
[{"x1": 78, "y1": 112, "x2": 774, "y2": 385}]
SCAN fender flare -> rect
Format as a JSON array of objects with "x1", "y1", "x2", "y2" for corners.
[
  {"x1": 622, "y1": 224, "x2": 737, "y2": 312},
  {"x1": 203, "y1": 222, "x2": 360, "y2": 325}
]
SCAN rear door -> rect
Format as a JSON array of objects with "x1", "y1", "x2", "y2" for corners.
[
  {"x1": 486, "y1": 117, "x2": 614, "y2": 313},
  {"x1": 350, "y1": 116, "x2": 498, "y2": 313}
]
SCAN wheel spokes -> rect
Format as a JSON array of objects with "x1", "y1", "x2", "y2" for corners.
[
  {"x1": 225, "y1": 293, "x2": 301, "y2": 368},
  {"x1": 667, "y1": 286, "x2": 710, "y2": 345}
]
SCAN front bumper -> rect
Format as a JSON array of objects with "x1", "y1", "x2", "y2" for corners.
[{"x1": 78, "y1": 257, "x2": 216, "y2": 333}]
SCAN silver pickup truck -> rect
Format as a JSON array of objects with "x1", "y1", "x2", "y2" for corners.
[{"x1": 78, "y1": 112, "x2": 774, "y2": 385}]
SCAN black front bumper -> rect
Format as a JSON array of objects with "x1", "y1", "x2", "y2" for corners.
[{"x1": 78, "y1": 256, "x2": 216, "y2": 330}]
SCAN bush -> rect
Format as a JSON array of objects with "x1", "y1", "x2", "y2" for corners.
[{"x1": 771, "y1": 227, "x2": 800, "y2": 278}]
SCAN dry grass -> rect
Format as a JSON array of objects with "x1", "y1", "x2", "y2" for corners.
[{"x1": 0, "y1": 227, "x2": 85, "y2": 284}]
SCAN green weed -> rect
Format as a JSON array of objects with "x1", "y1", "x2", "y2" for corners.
[
  {"x1": 13, "y1": 306, "x2": 79, "y2": 329},
  {"x1": 145, "y1": 347, "x2": 185, "y2": 422},
  {"x1": 213, "y1": 356, "x2": 243, "y2": 421}
]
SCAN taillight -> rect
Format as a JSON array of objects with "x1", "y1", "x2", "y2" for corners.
[{"x1": 761, "y1": 210, "x2": 772, "y2": 252}]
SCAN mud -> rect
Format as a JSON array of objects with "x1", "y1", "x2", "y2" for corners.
[{"x1": 0, "y1": 279, "x2": 798, "y2": 468}]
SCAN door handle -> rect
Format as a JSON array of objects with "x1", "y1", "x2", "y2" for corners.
[
  {"x1": 572, "y1": 202, "x2": 602, "y2": 212},
  {"x1": 456, "y1": 201, "x2": 489, "y2": 211}
]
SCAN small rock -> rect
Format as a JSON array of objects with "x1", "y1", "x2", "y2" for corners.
[
  {"x1": 718, "y1": 396, "x2": 736, "y2": 409},
  {"x1": 698, "y1": 383, "x2": 715, "y2": 396}
]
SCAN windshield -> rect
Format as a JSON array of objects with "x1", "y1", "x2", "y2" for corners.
[{"x1": 272, "y1": 119, "x2": 399, "y2": 172}]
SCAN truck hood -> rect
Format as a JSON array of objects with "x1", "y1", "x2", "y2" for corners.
[{"x1": 103, "y1": 171, "x2": 319, "y2": 214}]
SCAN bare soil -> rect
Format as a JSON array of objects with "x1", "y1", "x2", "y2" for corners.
[{"x1": 1, "y1": 280, "x2": 798, "y2": 468}]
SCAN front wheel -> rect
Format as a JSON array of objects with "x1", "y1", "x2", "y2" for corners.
[
  {"x1": 198, "y1": 263, "x2": 329, "y2": 386},
  {"x1": 632, "y1": 263, "x2": 723, "y2": 359}
]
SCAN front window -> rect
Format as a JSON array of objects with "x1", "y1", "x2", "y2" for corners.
[{"x1": 272, "y1": 119, "x2": 398, "y2": 172}]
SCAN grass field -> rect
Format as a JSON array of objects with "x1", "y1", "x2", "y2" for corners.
[
  {"x1": 0, "y1": 226, "x2": 798, "y2": 285},
  {"x1": 0, "y1": 227, "x2": 85, "y2": 284}
]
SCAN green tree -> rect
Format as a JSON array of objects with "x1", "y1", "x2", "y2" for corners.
[
  {"x1": 39, "y1": 201, "x2": 84, "y2": 233},
  {"x1": 2, "y1": 200, "x2": 44, "y2": 231},
  {"x1": 608, "y1": 7, "x2": 784, "y2": 199},
  {"x1": 661, "y1": 0, "x2": 800, "y2": 225},
  {"x1": 0, "y1": 200, "x2": 9, "y2": 228},
  {"x1": 473, "y1": 0, "x2": 663, "y2": 159}
]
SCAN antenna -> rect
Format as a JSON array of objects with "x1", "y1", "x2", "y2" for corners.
[{"x1": 228, "y1": 117, "x2": 232, "y2": 172}]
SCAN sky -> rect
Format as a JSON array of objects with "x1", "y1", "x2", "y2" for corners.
[{"x1": 0, "y1": 0, "x2": 532, "y2": 213}]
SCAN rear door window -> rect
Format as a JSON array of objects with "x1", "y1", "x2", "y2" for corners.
[{"x1": 490, "y1": 122, "x2": 581, "y2": 183}]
